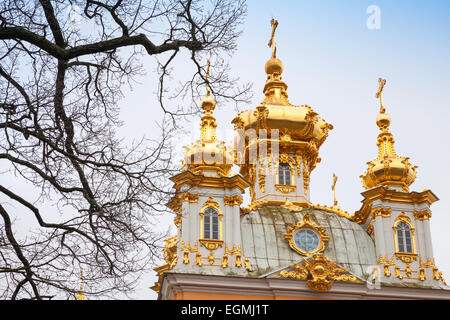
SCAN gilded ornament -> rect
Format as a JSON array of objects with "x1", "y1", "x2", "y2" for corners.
[
  {"x1": 414, "y1": 209, "x2": 432, "y2": 220},
  {"x1": 221, "y1": 254, "x2": 229, "y2": 268},
  {"x1": 370, "y1": 207, "x2": 392, "y2": 220},
  {"x1": 281, "y1": 198, "x2": 303, "y2": 213},
  {"x1": 275, "y1": 184, "x2": 296, "y2": 193},
  {"x1": 378, "y1": 255, "x2": 395, "y2": 277},
  {"x1": 196, "y1": 252, "x2": 203, "y2": 267},
  {"x1": 244, "y1": 257, "x2": 253, "y2": 272},
  {"x1": 258, "y1": 166, "x2": 266, "y2": 193},
  {"x1": 164, "y1": 235, "x2": 178, "y2": 265},
  {"x1": 272, "y1": 254, "x2": 363, "y2": 292},
  {"x1": 312, "y1": 204, "x2": 353, "y2": 220},
  {"x1": 223, "y1": 195, "x2": 243, "y2": 206}
]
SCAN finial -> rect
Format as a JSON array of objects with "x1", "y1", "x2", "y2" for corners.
[
  {"x1": 75, "y1": 269, "x2": 87, "y2": 300},
  {"x1": 268, "y1": 18, "x2": 279, "y2": 58},
  {"x1": 376, "y1": 78, "x2": 386, "y2": 114},
  {"x1": 206, "y1": 59, "x2": 211, "y2": 96},
  {"x1": 375, "y1": 78, "x2": 391, "y2": 131},
  {"x1": 331, "y1": 173, "x2": 338, "y2": 207}
]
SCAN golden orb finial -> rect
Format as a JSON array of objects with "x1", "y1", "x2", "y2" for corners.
[{"x1": 265, "y1": 18, "x2": 283, "y2": 76}]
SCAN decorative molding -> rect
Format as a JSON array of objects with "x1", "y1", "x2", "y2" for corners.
[
  {"x1": 281, "y1": 198, "x2": 303, "y2": 213},
  {"x1": 414, "y1": 209, "x2": 432, "y2": 220},
  {"x1": 370, "y1": 207, "x2": 392, "y2": 220},
  {"x1": 312, "y1": 204, "x2": 353, "y2": 220},
  {"x1": 354, "y1": 187, "x2": 438, "y2": 224},
  {"x1": 199, "y1": 239, "x2": 224, "y2": 251},
  {"x1": 240, "y1": 199, "x2": 311, "y2": 215},
  {"x1": 223, "y1": 195, "x2": 243, "y2": 206},
  {"x1": 275, "y1": 184, "x2": 296, "y2": 193},
  {"x1": 271, "y1": 254, "x2": 363, "y2": 292}
]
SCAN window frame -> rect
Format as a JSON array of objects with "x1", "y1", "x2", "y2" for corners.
[
  {"x1": 199, "y1": 197, "x2": 223, "y2": 242},
  {"x1": 392, "y1": 212, "x2": 417, "y2": 263}
]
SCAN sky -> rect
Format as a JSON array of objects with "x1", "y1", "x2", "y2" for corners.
[
  {"x1": 119, "y1": 0, "x2": 450, "y2": 300},
  {"x1": 1, "y1": 0, "x2": 449, "y2": 300}
]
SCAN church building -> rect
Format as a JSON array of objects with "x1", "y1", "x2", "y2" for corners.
[{"x1": 151, "y1": 19, "x2": 449, "y2": 300}]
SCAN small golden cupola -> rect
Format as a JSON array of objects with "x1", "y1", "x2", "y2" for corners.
[
  {"x1": 232, "y1": 19, "x2": 333, "y2": 206},
  {"x1": 182, "y1": 60, "x2": 234, "y2": 177},
  {"x1": 360, "y1": 78, "x2": 417, "y2": 192}
]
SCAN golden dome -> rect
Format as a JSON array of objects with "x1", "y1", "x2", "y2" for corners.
[
  {"x1": 360, "y1": 79, "x2": 417, "y2": 192},
  {"x1": 232, "y1": 51, "x2": 333, "y2": 151},
  {"x1": 231, "y1": 19, "x2": 333, "y2": 197}
]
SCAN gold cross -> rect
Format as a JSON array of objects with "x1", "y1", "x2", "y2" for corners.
[
  {"x1": 268, "y1": 18, "x2": 279, "y2": 58},
  {"x1": 206, "y1": 59, "x2": 211, "y2": 96},
  {"x1": 376, "y1": 78, "x2": 386, "y2": 114}
]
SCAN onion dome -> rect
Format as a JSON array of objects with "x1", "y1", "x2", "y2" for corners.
[
  {"x1": 231, "y1": 19, "x2": 333, "y2": 184},
  {"x1": 360, "y1": 78, "x2": 417, "y2": 192},
  {"x1": 182, "y1": 61, "x2": 233, "y2": 177}
]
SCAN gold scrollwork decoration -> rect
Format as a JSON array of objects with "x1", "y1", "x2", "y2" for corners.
[
  {"x1": 223, "y1": 195, "x2": 243, "y2": 206},
  {"x1": 370, "y1": 207, "x2": 392, "y2": 220},
  {"x1": 275, "y1": 184, "x2": 296, "y2": 193},
  {"x1": 272, "y1": 254, "x2": 363, "y2": 292},
  {"x1": 414, "y1": 209, "x2": 432, "y2": 220}
]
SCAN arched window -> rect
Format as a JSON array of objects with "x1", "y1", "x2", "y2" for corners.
[
  {"x1": 203, "y1": 207, "x2": 219, "y2": 240},
  {"x1": 396, "y1": 222, "x2": 413, "y2": 253},
  {"x1": 278, "y1": 163, "x2": 292, "y2": 185}
]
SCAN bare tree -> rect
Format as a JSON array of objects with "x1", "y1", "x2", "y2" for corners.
[{"x1": 0, "y1": 0, "x2": 249, "y2": 300}]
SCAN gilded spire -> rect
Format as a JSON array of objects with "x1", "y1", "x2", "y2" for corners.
[
  {"x1": 75, "y1": 269, "x2": 86, "y2": 300},
  {"x1": 360, "y1": 78, "x2": 417, "y2": 192},
  {"x1": 262, "y1": 18, "x2": 290, "y2": 106},
  {"x1": 200, "y1": 59, "x2": 217, "y2": 142},
  {"x1": 182, "y1": 59, "x2": 233, "y2": 177},
  {"x1": 206, "y1": 59, "x2": 211, "y2": 96}
]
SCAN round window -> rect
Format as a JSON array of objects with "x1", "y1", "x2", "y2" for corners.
[{"x1": 293, "y1": 228, "x2": 320, "y2": 254}]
